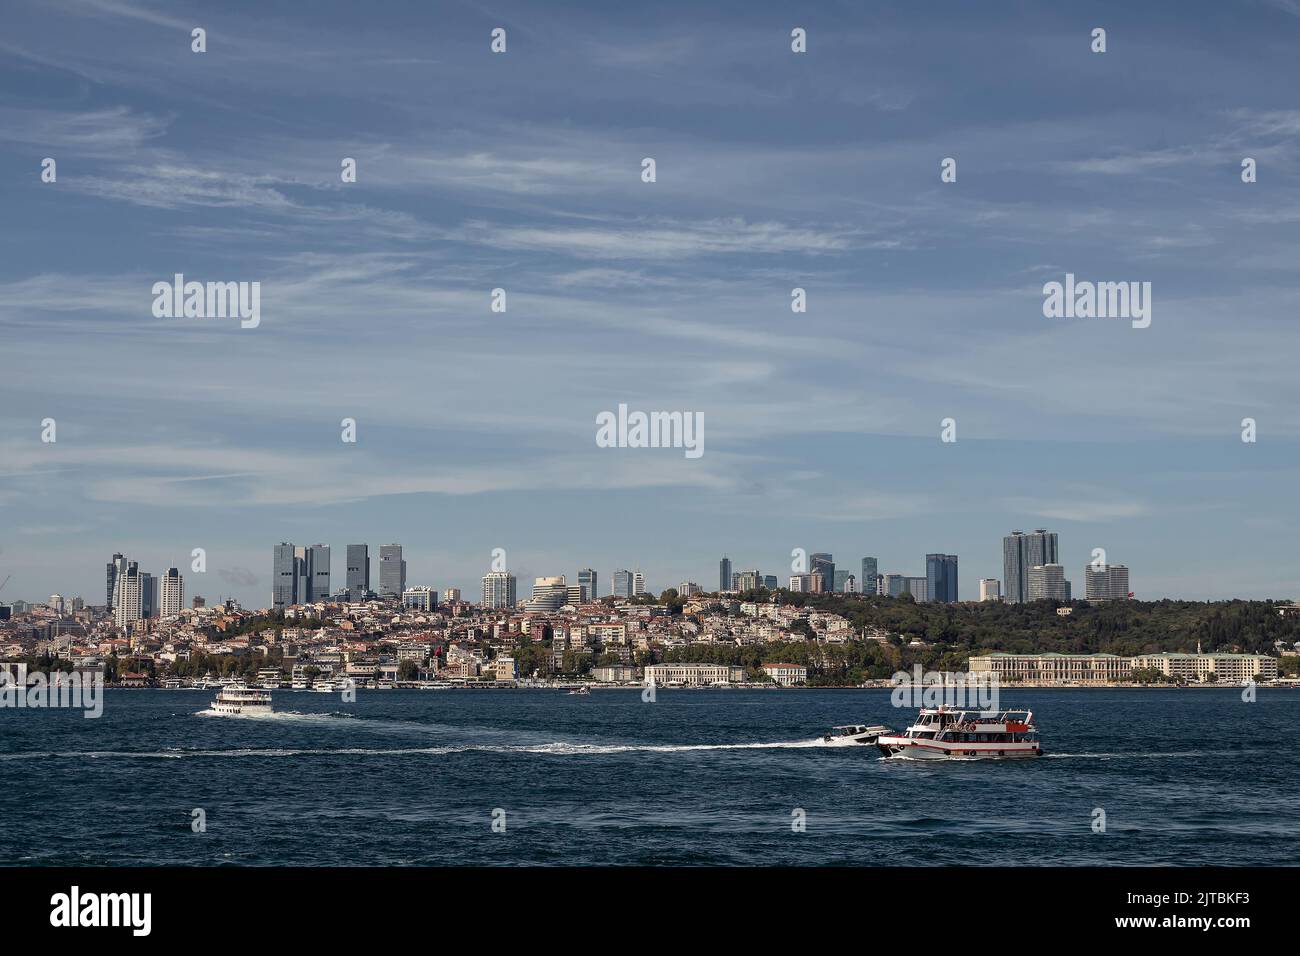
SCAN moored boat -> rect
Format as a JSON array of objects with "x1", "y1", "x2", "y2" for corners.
[{"x1": 876, "y1": 707, "x2": 1041, "y2": 759}]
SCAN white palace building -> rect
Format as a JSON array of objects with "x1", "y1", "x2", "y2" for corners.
[{"x1": 969, "y1": 651, "x2": 1277, "y2": 685}]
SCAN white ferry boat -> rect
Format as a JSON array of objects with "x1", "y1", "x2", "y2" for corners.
[
  {"x1": 311, "y1": 680, "x2": 336, "y2": 693},
  {"x1": 876, "y1": 707, "x2": 1041, "y2": 759},
  {"x1": 568, "y1": 686, "x2": 591, "y2": 696},
  {"x1": 212, "y1": 685, "x2": 273, "y2": 716},
  {"x1": 821, "y1": 724, "x2": 893, "y2": 746}
]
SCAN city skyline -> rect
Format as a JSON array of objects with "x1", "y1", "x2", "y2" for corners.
[{"x1": 2, "y1": 529, "x2": 1154, "y2": 610}]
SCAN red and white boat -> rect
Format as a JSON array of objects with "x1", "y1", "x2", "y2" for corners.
[{"x1": 876, "y1": 707, "x2": 1042, "y2": 759}]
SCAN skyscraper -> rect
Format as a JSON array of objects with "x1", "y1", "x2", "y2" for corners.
[
  {"x1": 811, "y1": 553, "x2": 835, "y2": 593},
  {"x1": 307, "y1": 544, "x2": 330, "y2": 603},
  {"x1": 861, "y1": 557, "x2": 878, "y2": 592},
  {"x1": 113, "y1": 561, "x2": 141, "y2": 630},
  {"x1": 160, "y1": 567, "x2": 184, "y2": 617},
  {"x1": 345, "y1": 544, "x2": 370, "y2": 599},
  {"x1": 578, "y1": 568, "x2": 597, "y2": 603},
  {"x1": 1003, "y1": 530, "x2": 1058, "y2": 604},
  {"x1": 139, "y1": 571, "x2": 157, "y2": 618},
  {"x1": 106, "y1": 553, "x2": 126, "y2": 609},
  {"x1": 379, "y1": 544, "x2": 406, "y2": 599},
  {"x1": 925, "y1": 553, "x2": 959, "y2": 603},
  {"x1": 719, "y1": 556, "x2": 732, "y2": 593},
  {"x1": 481, "y1": 570, "x2": 516, "y2": 609},
  {"x1": 979, "y1": 578, "x2": 1001, "y2": 602},
  {"x1": 273, "y1": 542, "x2": 299, "y2": 610},
  {"x1": 632, "y1": 570, "x2": 646, "y2": 596},
  {"x1": 612, "y1": 569, "x2": 633, "y2": 599}
]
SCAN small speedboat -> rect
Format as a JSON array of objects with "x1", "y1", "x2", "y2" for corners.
[
  {"x1": 822, "y1": 724, "x2": 894, "y2": 746},
  {"x1": 568, "y1": 686, "x2": 590, "y2": 696}
]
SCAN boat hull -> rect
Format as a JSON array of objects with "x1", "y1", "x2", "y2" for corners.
[
  {"x1": 211, "y1": 703, "x2": 272, "y2": 716},
  {"x1": 877, "y1": 737, "x2": 1041, "y2": 760}
]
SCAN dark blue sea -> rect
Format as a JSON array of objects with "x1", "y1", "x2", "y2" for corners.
[{"x1": 1, "y1": 688, "x2": 1295, "y2": 866}]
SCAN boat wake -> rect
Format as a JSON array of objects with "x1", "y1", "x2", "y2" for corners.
[{"x1": 0, "y1": 737, "x2": 843, "y2": 761}]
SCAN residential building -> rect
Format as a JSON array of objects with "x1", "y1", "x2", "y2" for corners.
[
  {"x1": 1085, "y1": 564, "x2": 1131, "y2": 601},
  {"x1": 1027, "y1": 564, "x2": 1070, "y2": 601},
  {"x1": 1003, "y1": 529, "x2": 1058, "y2": 604},
  {"x1": 113, "y1": 561, "x2": 142, "y2": 630},
  {"x1": 481, "y1": 571, "x2": 517, "y2": 610},
  {"x1": 159, "y1": 567, "x2": 184, "y2": 618},
  {"x1": 979, "y1": 578, "x2": 1001, "y2": 602}
]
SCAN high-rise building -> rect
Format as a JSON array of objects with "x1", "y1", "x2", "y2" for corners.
[
  {"x1": 612, "y1": 569, "x2": 634, "y2": 599},
  {"x1": 719, "y1": 557, "x2": 732, "y2": 593},
  {"x1": 160, "y1": 567, "x2": 184, "y2": 617},
  {"x1": 1027, "y1": 564, "x2": 1070, "y2": 601},
  {"x1": 481, "y1": 570, "x2": 516, "y2": 609},
  {"x1": 811, "y1": 553, "x2": 835, "y2": 594},
  {"x1": 106, "y1": 553, "x2": 126, "y2": 609},
  {"x1": 443, "y1": 587, "x2": 462, "y2": 603},
  {"x1": 139, "y1": 571, "x2": 157, "y2": 618},
  {"x1": 861, "y1": 557, "x2": 878, "y2": 590},
  {"x1": 1003, "y1": 529, "x2": 1058, "y2": 604},
  {"x1": 113, "y1": 561, "x2": 142, "y2": 630},
  {"x1": 345, "y1": 544, "x2": 370, "y2": 599},
  {"x1": 763, "y1": 575, "x2": 778, "y2": 591},
  {"x1": 737, "y1": 569, "x2": 760, "y2": 592},
  {"x1": 306, "y1": 544, "x2": 330, "y2": 603},
  {"x1": 379, "y1": 544, "x2": 406, "y2": 599},
  {"x1": 273, "y1": 543, "x2": 299, "y2": 611},
  {"x1": 882, "y1": 573, "x2": 907, "y2": 598},
  {"x1": 402, "y1": 586, "x2": 437, "y2": 612},
  {"x1": 1085, "y1": 564, "x2": 1130, "y2": 601},
  {"x1": 925, "y1": 553, "x2": 959, "y2": 603},
  {"x1": 979, "y1": 578, "x2": 1001, "y2": 602},
  {"x1": 578, "y1": 569, "x2": 597, "y2": 603},
  {"x1": 632, "y1": 570, "x2": 647, "y2": 596},
  {"x1": 527, "y1": 576, "x2": 568, "y2": 612},
  {"x1": 565, "y1": 585, "x2": 585, "y2": 605},
  {"x1": 904, "y1": 576, "x2": 929, "y2": 602},
  {"x1": 679, "y1": 582, "x2": 701, "y2": 597}
]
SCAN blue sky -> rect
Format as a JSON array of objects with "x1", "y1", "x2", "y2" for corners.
[{"x1": 3, "y1": 0, "x2": 1300, "y2": 606}]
